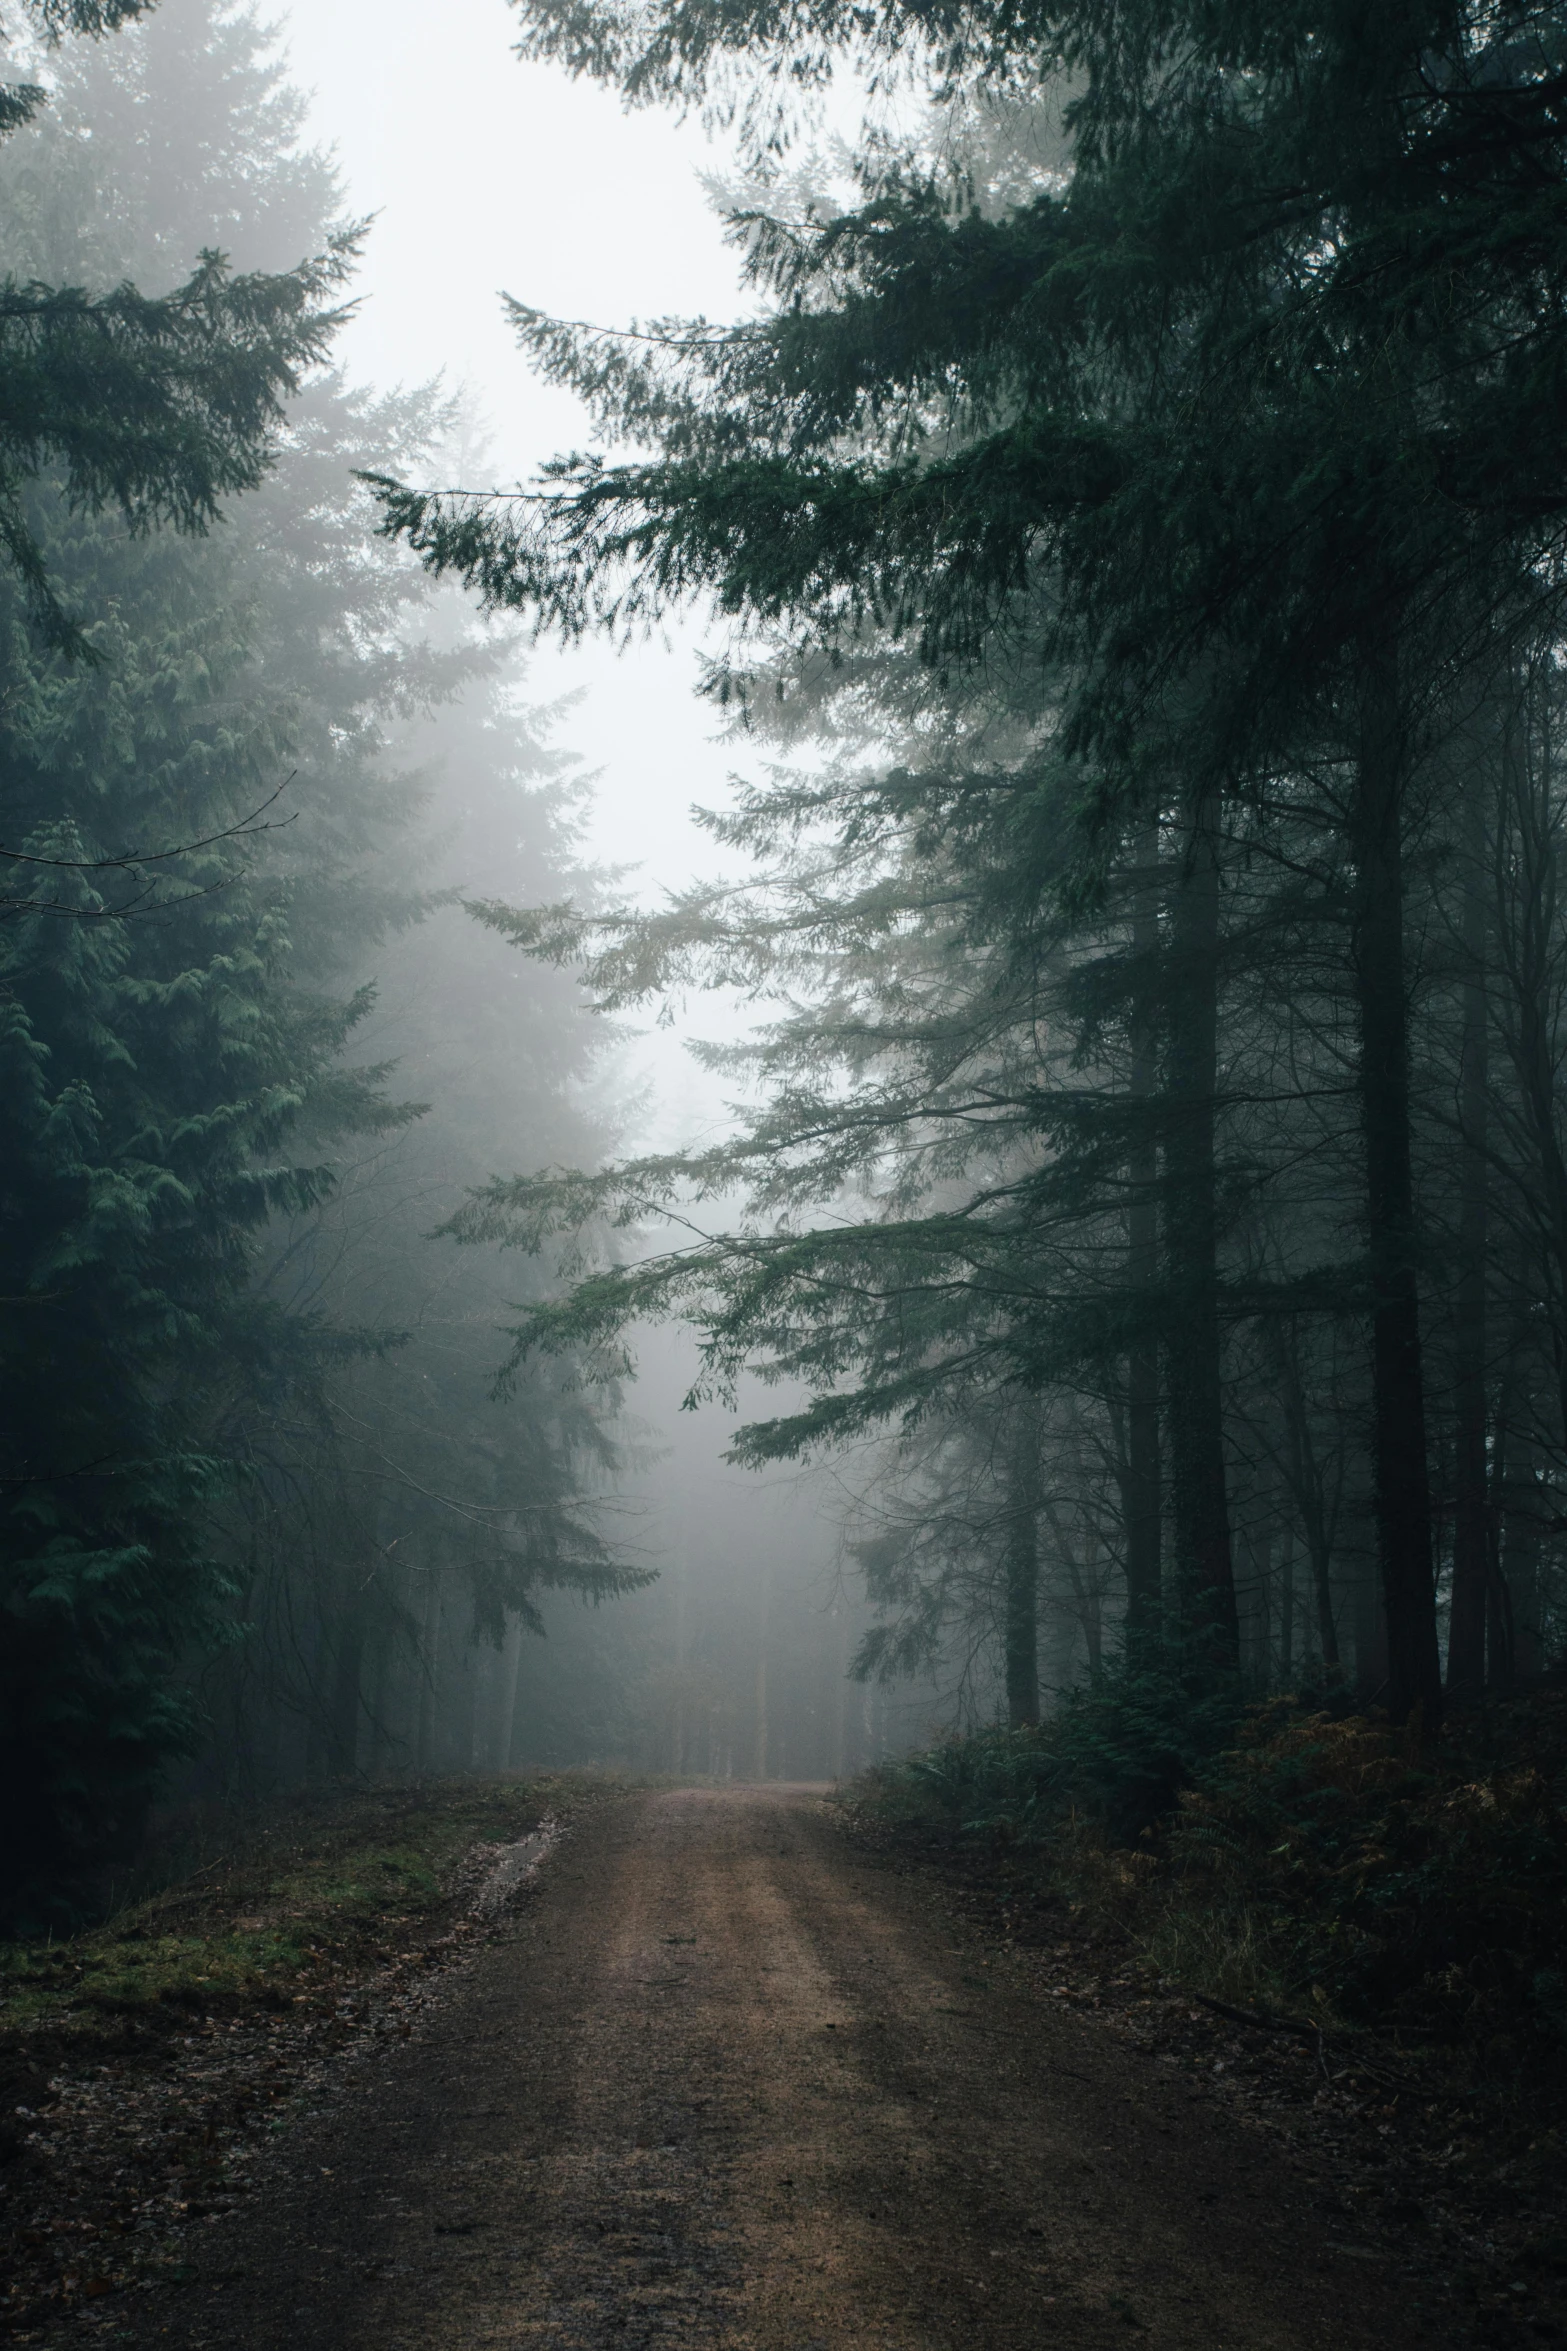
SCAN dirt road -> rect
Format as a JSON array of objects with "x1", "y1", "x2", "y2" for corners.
[{"x1": 107, "y1": 1786, "x2": 1443, "y2": 2351}]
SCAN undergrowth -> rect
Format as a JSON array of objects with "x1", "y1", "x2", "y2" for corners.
[
  {"x1": 0, "y1": 1772, "x2": 606, "y2": 2151},
  {"x1": 0, "y1": 1772, "x2": 637, "y2": 2337},
  {"x1": 859, "y1": 1672, "x2": 1567, "y2": 2060}
]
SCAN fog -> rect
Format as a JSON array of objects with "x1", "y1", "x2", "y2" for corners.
[
  {"x1": 8, "y1": 0, "x2": 1563, "y2": 1925},
  {"x1": 262, "y1": 0, "x2": 903, "y2": 1780},
  {"x1": 282, "y1": 0, "x2": 752, "y2": 1116},
  {"x1": 5, "y1": 24, "x2": 1563, "y2": 2342}
]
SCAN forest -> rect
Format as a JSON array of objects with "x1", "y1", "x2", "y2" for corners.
[
  {"x1": 417, "y1": 0, "x2": 1567, "y2": 1737},
  {"x1": 2, "y1": 0, "x2": 1567, "y2": 2343},
  {"x1": 0, "y1": 0, "x2": 649, "y2": 1923},
  {"x1": 0, "y1": 0, "x2": 916, "y2": 1942},
  {"x1": 0, "y1": 0, "x2": 1565, "y2": 2080},
  {"x1": 381, "y1": 0, "x2": 1567, "y2": 1753}
]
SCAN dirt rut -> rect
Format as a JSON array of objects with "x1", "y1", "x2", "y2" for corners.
[{"x1": 103, "y1": 1786, "x2": 1442, "y2": 2351}]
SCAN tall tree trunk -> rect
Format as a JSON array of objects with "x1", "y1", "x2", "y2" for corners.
[
  {"x1": 1164, "y1": 787, "x2": 1239, "y2": 1666},
  {"x1": 832, "y1": 1610, "x2": 850, "y2": 1781},
  {"x1": 1004, "y1": 1408, "x2": 1042, "y2": 1726},
  {"x1": 1353, "y1": 1560, "x2": 1390, "y2": 1698},
  {"x1": 671, "y1": 1544, "x2": 689, "y2": 1775},
  {"x1": 1078, "y1": 1520, "x2": 1104, "y2": 1680},
  {"x1": 1448, "y1": 774, "x2": 1490, "y2": 1693},
  {"x1": 1125, "y1": 820, "x2": 1164, "y2": 1644},
  {"x1": 1308, "y1": 1516, "x2": 1340, "y2": 1680},
  {"x1": 451, "y1": 1633, "x2": 477, "y2": 1772},
  {"x1": 1243, "y1": 1526, "x2": 1273, "y2": 1684},
  {"x1": 1489, "y1": 1522, "x2": 1519, "y2": 1688},
  {"x1": 366, "y1": 1627, "x2": 392, "y2": 1778},
  {"x1": 1497, "y1": 685, "x2": 1567, "y2": 1459},
  {"x1": 1044, "y1": 1496, "x2": 1102, "y2": 1688},
  {"x1": 1276, "y1": 1329, "x2": 1342, "y2": 1676},
  {"x1": 1277, "y1": 1523, "x2": 1296, "y2": 1680},
  {"x1": 1499, "y1": 1411, "x2": 1540, "y2": 1682},
  {"x1": 1484, "y1": 1336, "x2": 1537, "y2": 1689},
  {"x1": 754, "y1": 1565, "x2": 770, "y2": 1780},
  {"x1": 1351, "y1": 652, "x2": 1442, "y2": 1723},
  {"x1": 327, "y1": 1607, "x2": 363, "y2": 1779},
  {"x1": 468, "y1": 1637, "x2": 496, "y2": 1770},
  {"x1": 415, "y1": 1567, "x2": 441, "y2": 1773},
  {"x1": 496, "y1": 1611, "x2": 525, "y2": 1773}
]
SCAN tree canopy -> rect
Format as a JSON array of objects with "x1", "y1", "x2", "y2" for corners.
[
  {"x1": 0, "y1": 0, "x2": 352, "y2": 655},
  {"x1": 368, "y1": 0, "x2": 1567, "y2": 1725}
]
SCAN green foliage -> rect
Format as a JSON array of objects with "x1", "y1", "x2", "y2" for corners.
[
  {"x1": 0, "y1": 0, "x2": 355, "y2": 658},
  {"x1": 0, "y1": 503, "x2": 389, "y2": 1921},
  {"x1": 384, "y1": 0, "x2": 1567, "y2": 1729},
  {"x1": 1169, "y1": 1700, "x2": 1567, "y2": 2046},
  {"x1": 0, "y1": 1772, "x2": 578, "y2": 2042},
  {"x1": 887, "y1": 1689, "x2": 1567, "y2": 2052},
  {"x1": 0, "y1": 4, "x2": 154, "y2": 151},
  {"x1": 396, "y1": 0, "x2": 1567, "y2": 737},
  {"x1": 0, "y1": 233, "x2": 357, "y2": 656},
  {"x1": 901, "y1": 1648, "x2": 1245, "y2": 1844},
  {"x1": 0, "y1": 0, "x2": 650, "y2": 1919},
  {"x1": 0, "y1": 4, "x2": 437, "y2": 1922},
  {"x1": 25, "y1": 3, "x2": 154, "y2": 34}
]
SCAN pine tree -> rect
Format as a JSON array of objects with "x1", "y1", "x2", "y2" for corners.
[
  {"x1": 0, "y1": 0, "x2": 351, "y2": 658},
  {"x1": 376, "y1": 0, "x2": 1567, "y2": 1722},
  {"x1": 0, "y1": 0, "x2": 633, "y2": 1917}
]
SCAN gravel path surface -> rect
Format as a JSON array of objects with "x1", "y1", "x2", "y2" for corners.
[{"x1": 94, "y1": 1785, "x2": 1446, "y2": 2351}]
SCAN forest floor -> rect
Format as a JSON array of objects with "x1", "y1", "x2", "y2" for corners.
[{"x1": 4, "y1": 1777, "x2": 1540, "y2": 2351}]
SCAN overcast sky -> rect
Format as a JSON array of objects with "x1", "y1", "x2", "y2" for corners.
[{"x1": 280, "y1": 0, "x2": 761, "y2": 1142}]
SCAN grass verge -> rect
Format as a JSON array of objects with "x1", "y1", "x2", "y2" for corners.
[{"x1": 0, "y1": 1771, "x2": 628, "y2": 2342}]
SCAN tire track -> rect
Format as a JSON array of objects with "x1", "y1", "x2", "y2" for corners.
[{"x1": 92, "y1": 1786, "x2": 1457, "y2": 2351}]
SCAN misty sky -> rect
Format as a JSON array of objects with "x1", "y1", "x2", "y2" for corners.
[{"x1": 282, "y1": 0, "x2": 757, "y2": 1144}]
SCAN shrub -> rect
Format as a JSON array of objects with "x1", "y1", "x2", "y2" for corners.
[
  {"x1": 880, "y1": 1680, "x2": 1567, "y2": 2053},
  {"x1": 1170, "y1": 1697, "x2": 1567, "y2": 2044},
  {"x1": 898, "y1": 1649, "x2": 1246, "y2": 1845}
]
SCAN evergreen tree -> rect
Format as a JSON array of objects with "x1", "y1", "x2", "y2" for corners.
[
  {"x1": 376, "y1": 0, "x2": 1567, "y2": 1722},
  {"x1": 0, "y1": 0, "x2": 350, "y2": 657},
  {"x1": 0, "y1": 0, "x2": 632, "y2": 1920}
]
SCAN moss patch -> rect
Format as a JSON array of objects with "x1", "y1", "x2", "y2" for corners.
[
  {"x1": 0, "y1": 1775, "x2": 573, "y2": 2059},
  {"x1": 0, "y1": 1773, "x2": 634, "y2": 2339}
]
